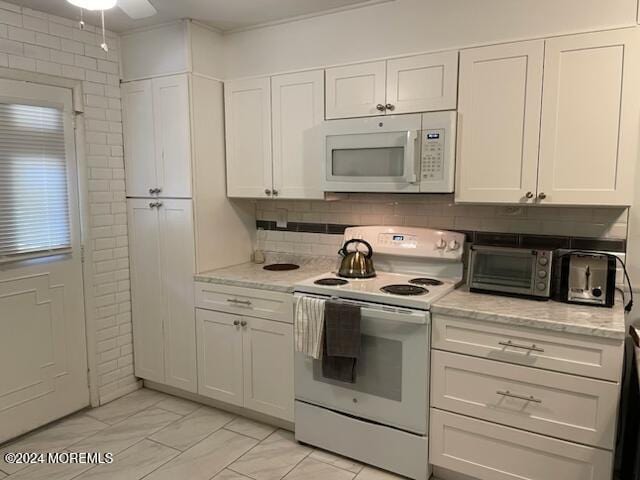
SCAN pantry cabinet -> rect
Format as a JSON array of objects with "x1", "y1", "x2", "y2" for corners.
[
  {"x1": 129, "y1": 198, "x2": 197, "y2": 393},
  {"x1": 456, "y1": 29, "x2": 640, "y2": 206},
  {"x1": 325, "y1": 51, "x2": 458, "y2": 119}
]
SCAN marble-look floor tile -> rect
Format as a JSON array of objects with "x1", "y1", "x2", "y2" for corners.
[
  {"x1": 284, "y1": 457, "x2": 356, "y2": 480},
  {"x1": 85, "y1": 388, "x2": 168, "y2": 425},
  {"x1": 224, "y1": 417, "x2": 277, "y2": 440},
  {"x1": 154, "y1": 395, "x2": 201, "y2": 416},
  {"x1": 0, "y1": 470, "x2": 6, "y2": 478},
  {"x1": 0, "y1": 414, "x2": 109, "y2": 474},
  {"x1": 229, "y1": 430, "x2": 312, "y2": 480},
  {"x1": 309, "y1": 449, "x2": 364, "y2": 473},
  {"x1": 144, "y1": 428, "x2": 258, "y2": 480},
  {"x1": 213, "y1": 469, "x2": 253, "y2": 480},
  {"x1": 355, "y1": 466, "x2": 408, "y2": 479},
  {"x1": 150, "y1": 406, "x2": 235, "y2": 451},
  {"x1": 69, "y1": 408, "x2": 180, "y2": 456},
  {"x1": 73, "y1": 439, "x2": 180, "y2": 480}
]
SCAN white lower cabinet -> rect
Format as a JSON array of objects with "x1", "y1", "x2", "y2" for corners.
[
  {"x1": 195, "y1": 306, "x2": 294, "y2": 422},
  {"x1": 430, "y1": 409, "x2": 613, "y2": 480}
]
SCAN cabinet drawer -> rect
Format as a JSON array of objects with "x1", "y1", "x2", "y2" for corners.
[
  {"x1": 431, "y1": 350, "x2": 618, "y2": 448},
  {"x1": 194, "y1": 282, "x2": 293, "y2": 323},
  {"x1": 432, "y1": 314, "x2": 622, "y2": 381},
  {"x1": 430, "y1": 409, "x2": 613, "y2": 480}
]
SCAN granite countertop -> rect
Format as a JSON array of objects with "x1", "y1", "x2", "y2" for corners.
[
  {"x1": 194, "y1": 254, "x2": 338, "y2": 293},
  {"x1": 432, "y1": 287, "x2": 627, "y2": 340}
]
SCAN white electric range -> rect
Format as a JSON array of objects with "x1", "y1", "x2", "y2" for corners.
[{"x1": 293, "y1": 226, "x2": 465, "y2": 480}]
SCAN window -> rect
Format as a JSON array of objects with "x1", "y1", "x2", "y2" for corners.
[{"x1": 0, "y1": 102, "x2": 71, "y2": 261}]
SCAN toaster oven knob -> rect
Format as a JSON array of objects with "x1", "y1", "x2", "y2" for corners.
[
  {"x1": 537, "y1": 270, "x2": 548, "y2": 279},
  {"x1": 592, "y1": 287, "x2": 603, "y2": 298},
  {"x1": 538, "y1": 257, "x2": 549, "y2": 266},
  {"x1": 537, "y1": 282, "x2": 547, "y2": 291},
  {"x1": 448, "y1": 240, "x2": 460, "y2": 251},
  {"x1": 436, "y1": 238, "x2": 447, "y2": 250}
]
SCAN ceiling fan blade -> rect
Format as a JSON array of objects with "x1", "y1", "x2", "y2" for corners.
[{"x1": 117, "y1": 0, "x2": 157, "y2": 19}]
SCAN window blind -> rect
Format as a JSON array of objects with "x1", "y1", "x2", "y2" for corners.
[{"x1": 0, "y1": 102, "x2": 71, "y2": 261}]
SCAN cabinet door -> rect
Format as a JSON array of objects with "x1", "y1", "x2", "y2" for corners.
[
  {"x1": 152, "y1": 74, "x2": 192, "y2": 198},
  {"x1": 224, "y1": 77, "x2": 273, "y2": 198},
  {"x1": 456, "y1": 41, "x2": 544, "y2": 203},
  {"x1": 325, "y1": 61, "x2": 386, "y2": 119},
  {"x1": 272, "y1": 70, "x2": 324, "y2": 200},
  {"x1": 159, "y1": 199, "x2": 197, "y2": 393},
  {"x1": 128, "y1": 199, "x2": 164, "y2": 383},
  {"x1": 386, "y1": 51, "x2": 458, "y2": 114},
  {"x1": 122, "y1": 80, "x2": 156, "y2": 197},
  {"x1": 242, "y1": 318, "x2": 294, "y2": 421},
  {"x1": 538, "y1": 29, "x2": 640, "y2": 205},
  {"x1": 196, "y1": 309, "x2": 243, "y2": 406}
]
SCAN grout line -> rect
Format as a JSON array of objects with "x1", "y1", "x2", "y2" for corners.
[
  {"x1": 227, "y1": 465, "x2": 259, "y2": 479},
  {"x1": 308, "y1": 451, "x2": 364, "y2": 476}
]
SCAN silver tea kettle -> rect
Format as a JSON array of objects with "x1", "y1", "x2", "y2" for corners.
[{"x1": 338, "y1": 239, "x2": 376, "y2": 279}]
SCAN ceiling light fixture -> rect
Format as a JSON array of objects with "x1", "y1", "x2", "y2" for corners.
[{"x1": 66, "y1": 0, "x2": 117, "y2": 11}]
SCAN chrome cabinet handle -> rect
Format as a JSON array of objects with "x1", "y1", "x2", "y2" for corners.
[
  {"x1": 376, "y1": 104, "x2": 386, "y2": 111},
  {"x1": 233, "y1": 319, "x2": 240, "y2": 326},
  {"x1": 227, "y1": 298, "x2": 252, "y2": 306},
  {"x1": 385, "y1": 103, "x2": 395, "y2": 111},
  {"x1": 525, "y1": 191, "x2": 534, "y2": 199},
  {"x1": 265, "y1": 189, "x2": 272, "y2": 196},
  {"x1": 156, "y1": 187, "x2": 162, "y2": 194},
  {"x1": 497, "y1": 390, "x2": 542, "y2": 404},
  {"x1": 149, "y1": 188, "x2": 156, "y2": 195},
  {"x1": 240, "y1": 320, "x2": 247, "y2": 327},
  {"x1": 499, "y1": 340, "x2": 544, "y2": 353},
  {"x1": 155, "y1": 201, "x2": 163, "y2": 208},
  {"x1": 538, "y1": 192, "x2": 547, "y2": 200},
  {"x1": 272, "y1": 189, "x2": 279, "y2": 196},
  {"x1": 149, "y1": 201, "x2": 162, "y2": 208}
]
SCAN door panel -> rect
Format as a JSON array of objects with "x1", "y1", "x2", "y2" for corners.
[
  {"x1": 0, "y1": 80, "x2": 88, "y2": 442},
  {"x1": 159, "y1": 199, "x2": 196, "y2": 393},
  {"x1": 153, "y1": 75, "x2": 192, "y2": 198},
  {"x1": 325, "y1": 61, "x2": 386, "y2": 119},
  {"x1": 538, "y1": 29, "x2": 640, "y2": 205},
  {"x1": 456, "y1": 41, "x2": 544, "y2": 203},
  {"x1": 386, "y1": 51, "x2": 458, "y2": 114},
  {"x1": 242, "y1": 317, "x2": 293, "y2": 421},
  {"x1": 128, "y1": 199, "x2": 165, "y2": 384},
  {"x1": 224, "y1": 77, "x2": 273, "y2": 198},
  {"x1": 122, "y1": 79, "x2": 156, "y2": 197},
  {"x1": 196, "y1": 309, "x2": 243, "y2": 405},
  {"x1": 271, "y1": 70, "x2": 324, "y2": 199}
]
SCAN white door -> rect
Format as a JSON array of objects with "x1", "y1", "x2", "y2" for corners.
[
  {"x1": 325, "y1": 61, "x2": 386, "y2": 119},
  {"x1": 224, "y1": 77, "x2": 273, "y2": 198},
  {"x1": 122, "y1": 79, "x2": 156, "y2": 197},
  {"x1": 538, "y1": 29, "x2": 640, "y2": 206},
  {"x1": 128, "y1": 199, "x2": 165, "y2": 384},
  {"x1": 153, "y1": 74, "x2": 192, "y2": 198},
  {"x1": 158, "y1": 199, "x2": 197, "y2": 393},
  {"x1": 196, "y1": 309, "x2": 243, "y2": 406},
  {"x1": 242, "y1": 317, "x2": 294, "y2": 421},
  {"x1": 456, "y1": 40, "x2": 544, "y2": 203},
  {"x1": 386, "y1": 51, "x2": 459, "y2": 114},
  {"x1": 0, "y1": 80, "x2": 88, "y2": 442},
  {"x1": 271, "y1": 70, "x2": 324, "y2": 200}
]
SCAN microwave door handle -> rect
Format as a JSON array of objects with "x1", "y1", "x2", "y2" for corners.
[{"x1": 403, "y1": 130, "x2": 419, "y2": 184}]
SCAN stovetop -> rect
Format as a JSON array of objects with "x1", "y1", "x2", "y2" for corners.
[{"x1": 294, "y1": 270, "x2": 459, "y2": 310}]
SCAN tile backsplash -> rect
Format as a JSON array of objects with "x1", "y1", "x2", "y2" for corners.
[{"x1": 255, "y1": 194, "x2": 629, "y2": 256}]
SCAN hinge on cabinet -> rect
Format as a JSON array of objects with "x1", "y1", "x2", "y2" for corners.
[{"x1": 80, "y1": 244, "x2": 85, "y2": 263}]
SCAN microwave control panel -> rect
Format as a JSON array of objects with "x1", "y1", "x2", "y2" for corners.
[{"x1": 421, "y1": 129, "x2": 445, "y2": 182}]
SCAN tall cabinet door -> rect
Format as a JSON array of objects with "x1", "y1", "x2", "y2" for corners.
[
  {"x1": 122, "y1": 80, "x2": 156, "y2": 197},
  {"x1": 271, "y1": 70, "x2": 325, "y2": 200},
  {"x1": 538, "y1": 29, "x2": 640, "y2": 205},
  {"x1": 158, "y1": 199, "x2": 197, "y2": 392},
  {"x1": 128, "y1": 199, "x2": 165, "y2": 383},
  {"x1": 224, "y1": 77, "x2": 273, "y2": 198},
  {"x1": 456, "y1": 41, "x2": 544, "y2": 203},
  {"x1": 325, "y1": 61, "x2": 386, "y2": 119},
  {"x1": 196, "y1": 309, "x2": 244, "y2": 406},
  {"x1": 152, "y1": 75, "x2": 192, "y2": 198},
  {"x1": 242, "y1": 318, "x2": 294, "y2": 421},
  {"x1": 386, "y1": 51, "x2": 459, "y2": 114}
]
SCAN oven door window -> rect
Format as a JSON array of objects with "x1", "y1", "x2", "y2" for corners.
[{"x1": 472, "y1": 251, "x2": 534, "y2": 289}]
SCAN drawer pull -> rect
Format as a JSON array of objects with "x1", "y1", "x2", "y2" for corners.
[
  {"x1": 227, "y1": 298, "x2": 252, "y2": 306},
  {"x1": 496, "y1": 390, "x2": 542, "y2": 404},
  {"x1": 498, "y1": 340, "x2": 544, "y2": 353}
]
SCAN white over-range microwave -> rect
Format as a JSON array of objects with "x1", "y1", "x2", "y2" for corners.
[{"x1": 321, "y1": 111, "x2": 456, "y2": 193}]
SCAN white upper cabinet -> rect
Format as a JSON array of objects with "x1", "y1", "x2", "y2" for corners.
[
  {"x1": 122, "y1": 80, "x2": 156, "y2": 197},
  {"x1": 456, "y1": 41, "x2": 544, "y2": 203},
  {"x1": 326, "y1": 52, "x2": 459, "y2": 119},
  {"x1": 272, "y1": 70, "x2": 325, "y2": 199},
  {"x1": 325, "y1": 61, "x2": 386, "y2": 119},
  {"x1": 153, "y1": 75, "x2": 192, "y2": 198},
  {"x1": 386, "y1": 51, "x2": 458, "y2": 114},
  {"x1": 538, "y1": 29, "x2": 640, "y2": 206},
  {"x1": 122, "y1": 74, "x2": 191, "y2": 198},
  {"x1": 224, "y1": 77, "x2": 273, "y2": 198}
]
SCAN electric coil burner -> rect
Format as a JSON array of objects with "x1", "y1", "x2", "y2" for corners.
[
  {"x1": 314, "y1": 278, "x2": 349, "y2": 286},
  {"x1": 380, "y1": 284, "x2": 428, "y2": 296},
  {"x1": 409, "y1": 278, "x2": 444, "y2": 286}
]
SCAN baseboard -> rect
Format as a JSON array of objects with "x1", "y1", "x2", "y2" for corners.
[
  {"x1": 98, "y1": 379, "x2": 143, "y2": 405},
  {"x1": 432, "y1": 466, "x2": 479, "y2": 480}
]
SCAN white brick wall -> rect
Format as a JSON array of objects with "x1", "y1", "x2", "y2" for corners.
[{"x1": 0, "y1": 1, "x2": 138, "y2": 404}]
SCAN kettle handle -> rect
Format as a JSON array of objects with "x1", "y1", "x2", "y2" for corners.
[{"x1": 339, "y1": 239, "x2": 374, "y2": 258}]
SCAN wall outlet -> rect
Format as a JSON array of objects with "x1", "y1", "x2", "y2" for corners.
[{"x1": 276, "y1": 208, "x2": 288, "y2": 228}]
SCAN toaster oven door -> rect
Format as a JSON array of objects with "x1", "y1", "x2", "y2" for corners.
[{"x1": 469, "y1": 247, "x2": 538, "y2": 296}]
